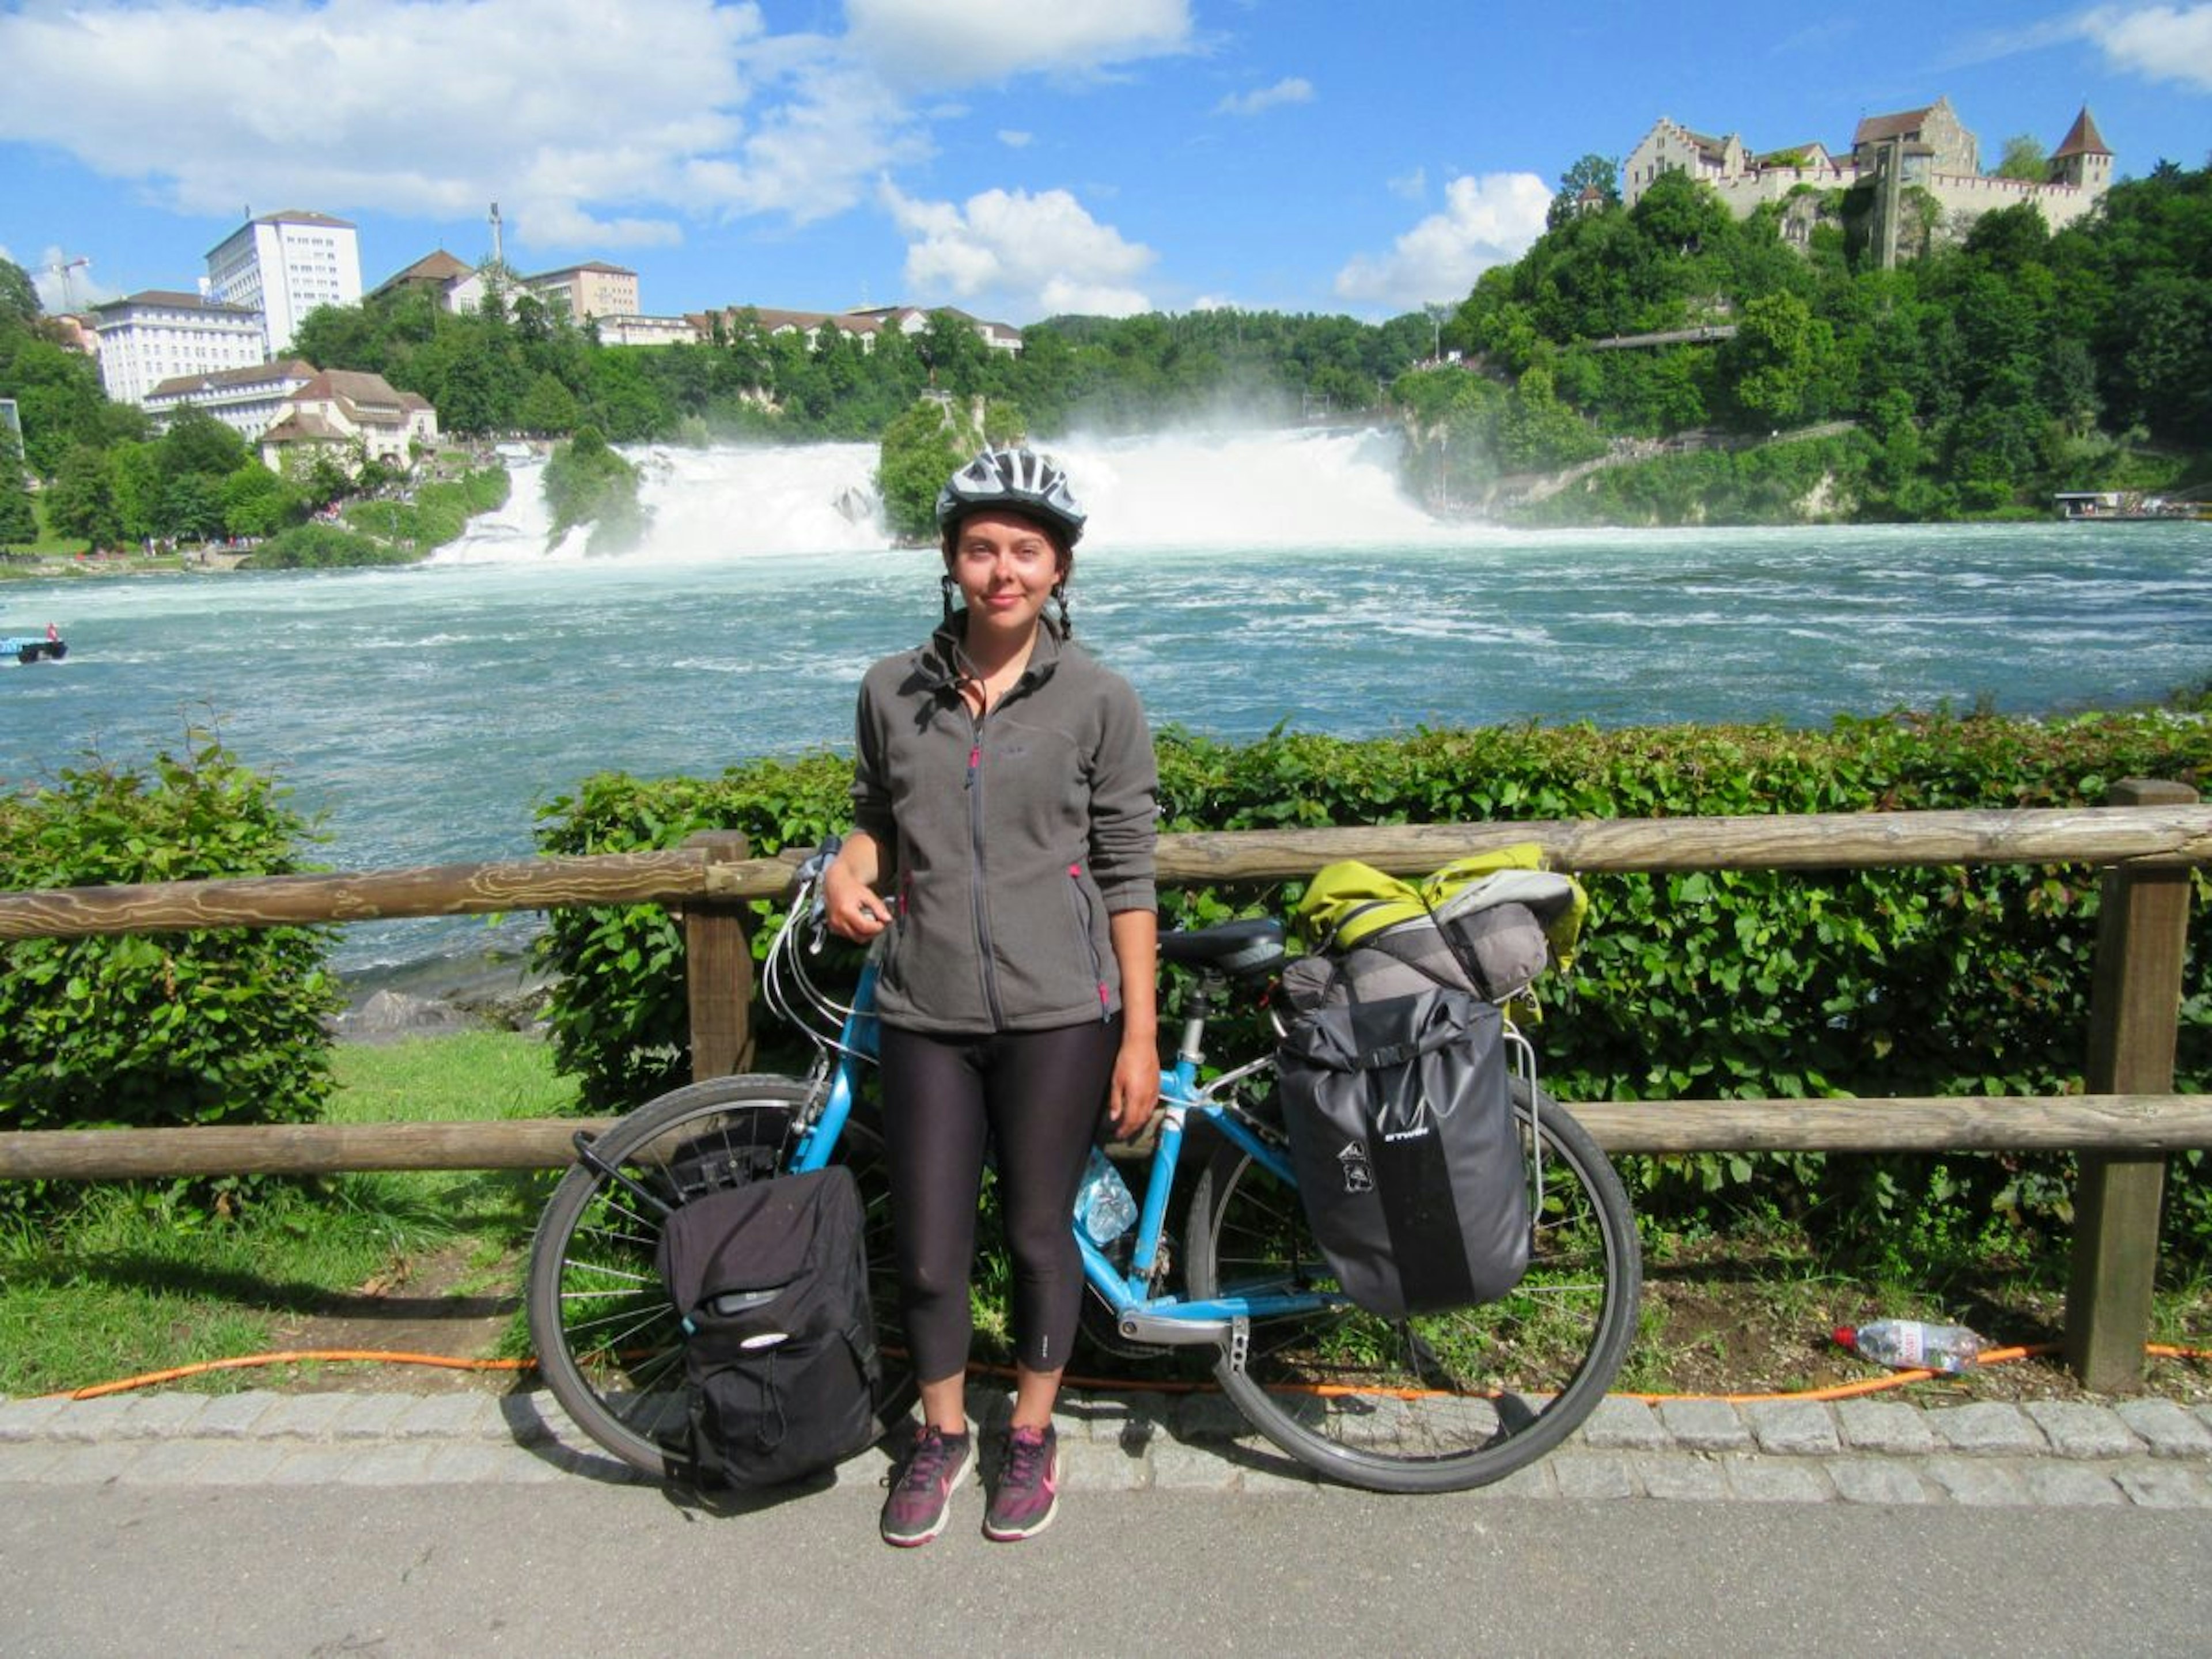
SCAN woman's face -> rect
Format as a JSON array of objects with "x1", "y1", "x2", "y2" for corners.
[{"x1": 946, "y1": 510, "x2": 1067, "y2": 641}]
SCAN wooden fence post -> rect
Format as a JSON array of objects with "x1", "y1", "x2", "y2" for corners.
[
  {"x1": 2065, "y1": 778, "x2": 2198, "y2": 1391},
  {"x1": 683, "y1": 831, "x2": 755, "y2": 1082}
]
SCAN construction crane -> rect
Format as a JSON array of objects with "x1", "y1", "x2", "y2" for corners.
[{"x1": 46, "y1": 256, "x2": 89, "y2": 311}]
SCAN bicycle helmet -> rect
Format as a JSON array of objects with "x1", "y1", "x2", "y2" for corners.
[{"x1": 934, "y1": 447, "x2": 1086, "y2": 549}]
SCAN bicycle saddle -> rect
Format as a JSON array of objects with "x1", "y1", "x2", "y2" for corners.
[{"x1": 1158, "y1": 917, "x2": 1285, "y2": 976}]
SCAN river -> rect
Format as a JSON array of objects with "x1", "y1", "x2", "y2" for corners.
[{"x1": 4, "y1": 429, "x2": 2206, "y2": 978}]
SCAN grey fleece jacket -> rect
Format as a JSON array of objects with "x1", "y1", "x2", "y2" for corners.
[{"x1": 850, "y1": 613, "x2": 1158, "y2": 1036}]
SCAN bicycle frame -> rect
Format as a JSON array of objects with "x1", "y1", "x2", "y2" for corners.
[{"x1": 771, "y1": 919, "x2": 1351, "y2": 1368}]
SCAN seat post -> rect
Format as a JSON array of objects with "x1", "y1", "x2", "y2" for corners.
[{"x1": 1176, "y1": 971, "x2": 1224, "y2": 1072}]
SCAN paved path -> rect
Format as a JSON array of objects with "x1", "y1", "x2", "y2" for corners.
[
  {"x1": 7, "y1": 1385, "x2": 2212, "y2": 1656},
  {"x1": 5, "y1": 1381, "x2": 2211, "y2": 1508}
]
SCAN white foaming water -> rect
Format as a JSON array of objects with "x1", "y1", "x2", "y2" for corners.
[
  {"x1": 433, "y1": 458, "x2": 561, "y2": 564},
  {"x1": 1054, "y1": 427, "x2": 1445, "y2": 547},
  {"x1": 433, "y1": 427, "x2": 1440, "y2": 565}
]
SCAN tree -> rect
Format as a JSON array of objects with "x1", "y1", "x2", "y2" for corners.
[
  {"x1": 0, "y1": 257, "x2": 40, "y2": 326},
  {"x1": 160, "y1": 471, "x2": 227, "y2": 542},
  {"x1": 518, "y1": 372, "x2": 581, "y2": 436},
  {"x1": 876, "y1": 398, "x2": 977, "y2": 541},
  {"x1": 45, "y1": 444, "x2": 122, "y2": 547},
  {"x1": 0, "y1": 433, "x2": 37, "y2": 550},
  {"x1": 0, "y1": 331, "x2": 125, "y2": 475},
  {"x1": 157, "y1": 405, "x2": 250, "y2": 481},
  {"x1": 221, "y1": 463, "x2": 299, "y2": 539},
  {"x1": 1722, "y1": 291, "x2": 1838, "y2": 430},
  {"x1": 1629, "y1": 169, "x2": 1733, "y2": 259},
  {"x1": 1993, "y1": 135, "x2": 2048, "y2": 182},
  {"x1": 542, "y1": 425, "x2": 647, "y2": 552},
  {"x1": 920, "y1": 311, "x2": 992, "y2": 394},
  {"x1": 106, "y1": 441, "x2": 166, "y2": 541},
  {"x1": 1548, "y1": 153, "x2": 1621, "y2": 229},
  {"x1": 289, "y1": 301, "x2": 388, "y2": 373},
  {"x1": 1963, "y1": 202, "x2": 2052, "y2": 273}
]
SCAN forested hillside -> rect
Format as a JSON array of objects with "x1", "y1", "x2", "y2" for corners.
[{"x1": 1399, "y1": 160, "x2": 2212, "y2": 521}]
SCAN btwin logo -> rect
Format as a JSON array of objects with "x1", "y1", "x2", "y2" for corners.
[{"x1": 1382, "y1": 1096, "x2": 1434, "y2": 1144}]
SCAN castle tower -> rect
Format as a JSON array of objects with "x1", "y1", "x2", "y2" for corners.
[{"x1": 2048, "y1": 107, "x2": 2113, "y2": 195}]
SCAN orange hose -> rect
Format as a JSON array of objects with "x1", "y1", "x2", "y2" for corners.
[
  {"x1": 41, "y1": 1339, "x2": 2209, "y2": 1405},
  {"x1": 52, "y1": 1350, "x2": 534, "y2": 1401}
]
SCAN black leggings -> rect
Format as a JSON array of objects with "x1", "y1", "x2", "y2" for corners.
[{"x1": 877, "y1": 1018, "x2": 1120, "y2": 1384}]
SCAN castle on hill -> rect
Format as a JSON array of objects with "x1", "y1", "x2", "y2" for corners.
[{"x1": 1622, "y1": 97, "x2": 2111, "y2": 261}]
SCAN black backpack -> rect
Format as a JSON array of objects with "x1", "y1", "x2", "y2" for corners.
[{"x1": 653, "y1": 1165, "x2": 882, "y2": 1487}]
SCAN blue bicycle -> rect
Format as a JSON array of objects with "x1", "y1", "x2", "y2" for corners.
[{"x1": 527, "y1": 847, "x2": 1641, "y2": 1493}]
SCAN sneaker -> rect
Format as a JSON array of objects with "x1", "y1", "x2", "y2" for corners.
[
  {"x1": 983, "y1": 1423, "x2": 1060, "y2": 1541},
  {"x1": 880, "y1": 1425, "x2": 975, "y2": 1548}
]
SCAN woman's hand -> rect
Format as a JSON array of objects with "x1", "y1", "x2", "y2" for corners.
[
  {"x1": 822, "y1": 838, "x2": 890, "y2": 942},
  {"x1": 1104, "y1": 907, "x2": 1160, "y2": 1138},
  {"x1": 1105, "y1": 1036, "x2": 1158, "y2": 1139}
]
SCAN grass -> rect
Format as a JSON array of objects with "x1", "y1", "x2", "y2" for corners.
[{"x1": 0, "y1": 1031, "x2": 573, "y2": 1397}]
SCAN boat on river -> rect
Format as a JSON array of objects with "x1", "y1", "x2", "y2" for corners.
[{"x1": 4, "y1": 630, "x2": 67, "y2": 664}]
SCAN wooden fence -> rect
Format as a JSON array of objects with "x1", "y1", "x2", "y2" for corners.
[{"x1": 1, "y1": 784, "x2": 2207, "y2": 1389}]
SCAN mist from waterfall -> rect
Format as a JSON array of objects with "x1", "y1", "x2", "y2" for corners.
[{"x1": 435, "y1": 427, "x2": 1444, "y2": 566}]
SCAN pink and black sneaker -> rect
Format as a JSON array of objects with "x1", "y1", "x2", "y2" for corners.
[
  {"x1": 880, "y1": 1425, "x2": 975, "y2": 1548},
  {"x1": 983, "y1": 1423, "x2": 1060, "y2": 1541}
]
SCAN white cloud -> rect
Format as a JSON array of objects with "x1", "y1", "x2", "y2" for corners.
[
  {"x1": 999, "y1": 130, "x2": 1035, "y2": 149},
  {"x1": 1215, "y1": 77, "x2": 1314, "y2": 117},
  {"x1": 1389, "y1": 167, "x2": 1429, "y2": 201},
  {"x1": 881, "y1": 182, "x2": 1154, "y2": 317},
  {"x1": 2078, "y1": 3, "x2": 2212, "y2": 92},
  {"x1": 1334, "y1": 172, "x2": 1552, "y2": 310},
  {"x1": 0, "y1": 0, "x2": 925, "y2": 253},
  {"x1": 844, "y1": 0, "x2": 1192, "y2": 88}
]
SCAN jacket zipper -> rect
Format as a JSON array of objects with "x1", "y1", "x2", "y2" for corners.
[{"x1": 965, "y1": 714, "x2": 1006, "y2": 1028}]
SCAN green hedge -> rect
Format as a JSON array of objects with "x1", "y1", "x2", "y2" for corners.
[
  {"x1": 0, "y1": 738, "x2": 340, "y2": 1212},
  {"x1": 533, "y1": 711, "x2": 2210, "y2": 1248}
]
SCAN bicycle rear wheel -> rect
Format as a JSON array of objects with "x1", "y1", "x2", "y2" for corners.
[
  {"x1": 1185, "y1": 1080, "x2": 1640, "y2": 1494},
  {"x1": 525, "y1": 1073, "x2": 915, "y2": 1478}
]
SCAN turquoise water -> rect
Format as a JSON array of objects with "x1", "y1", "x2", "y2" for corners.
[{"x1": 4, "y1": 435, "x2": 2206, "y2": 974}]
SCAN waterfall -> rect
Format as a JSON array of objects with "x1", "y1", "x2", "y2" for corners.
[{"x1": 434, "y1": 427, "x2": 1444, "y2": 566}]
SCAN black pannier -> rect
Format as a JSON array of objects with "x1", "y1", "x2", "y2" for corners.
[
  {"x1": 654, "y1": 1165, "x2": 881, "y2": 1487},
  {"x1": 1276, "y1": 984, "x2": 1530, "y2": 1319}
]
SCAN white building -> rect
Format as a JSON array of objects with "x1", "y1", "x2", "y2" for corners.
[
  {"x1": 143, "y1": 359, "x2": 318, "y2": 440},
  {"x1": 92, "y1": 291, "x2": 266, "y2": 407},
  {"x1": 707, "y1": 303, "x2": 1024, "y2": 355},
  {"x1": 520, "y1": 262, "x2": 639, "y2": 324},
  {"x1": 205, "y1": 210, "x2": 364, "y2": 356},
  {"x1": 257, "y1": 369, "x2": 439, "y2": 474},
  {"x1": 369, "y1": 250, "x2": 491, "y2": 316},
  {"x1": 595, "y1": 313, "x2": 703, "y2": 347}
]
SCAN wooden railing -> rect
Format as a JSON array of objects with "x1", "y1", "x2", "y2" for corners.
[{"x1": 1, "y1": 785, "x2": 2206, "y2": 1389}]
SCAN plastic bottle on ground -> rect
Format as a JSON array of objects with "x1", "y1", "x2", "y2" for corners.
[
  {"x1": 1076, "y1": 1146, "x2": 1138, "y2": 1246},
  {"x1": 1835, "y1": 1318, "x2": 1984, "y2": 1373}
]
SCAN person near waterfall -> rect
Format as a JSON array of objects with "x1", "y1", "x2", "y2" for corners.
[{"x1": 822, "y1": 447, "x2": 1160, "y2": 1546}]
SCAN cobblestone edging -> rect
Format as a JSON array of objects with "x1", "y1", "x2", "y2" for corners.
[{"x1": 2, "y1": 1387, "x2": 2209, "y2": 1507}]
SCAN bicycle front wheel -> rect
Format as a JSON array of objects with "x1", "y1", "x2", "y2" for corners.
[
  {"x1": 1185, "y1": 1080, "x2": 1640, "y2": 1494},
  {"x1": 525, "y1": 1073, "x2": 915, "y2": 1478}
]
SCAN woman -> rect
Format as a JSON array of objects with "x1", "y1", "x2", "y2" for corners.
[{"x1": 824, "y1": 447, "x2": 1158, "y2": 1546}]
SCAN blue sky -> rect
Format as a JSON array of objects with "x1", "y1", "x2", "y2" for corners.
[{"x1": 3, "y1": 1, "x2": 2209, "y2": 327}]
